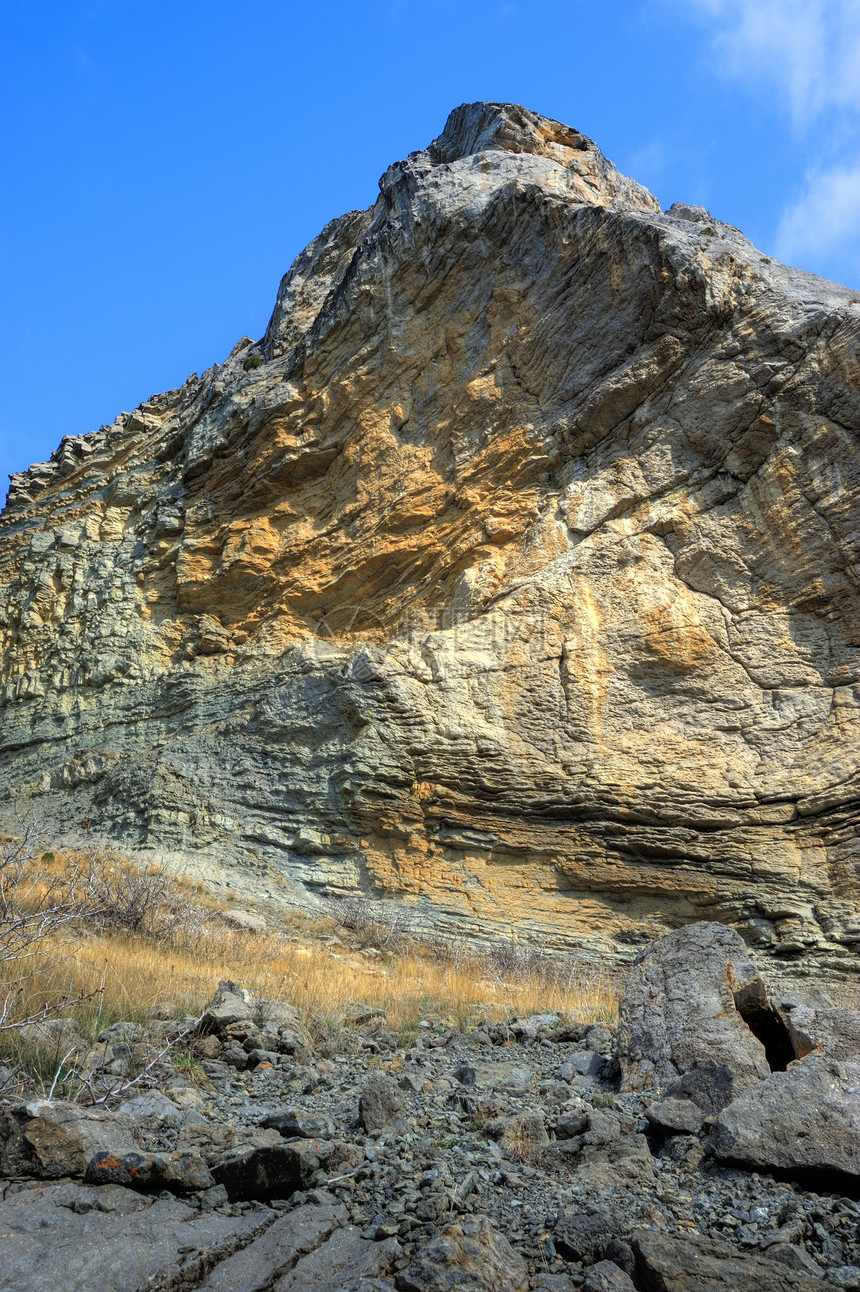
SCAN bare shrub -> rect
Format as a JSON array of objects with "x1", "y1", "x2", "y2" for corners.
[
  {"x1": 333, "y1": 896, "x2": 416, "y2": 954},
  {"x1": 85, "y1": 855, "x2": 212, "y2": 946},
  {"x1": 0, "y1": 819, "x2": 100, "y2": 1035}
]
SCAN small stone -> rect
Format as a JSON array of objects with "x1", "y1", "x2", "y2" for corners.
[
  {"x1": 358, "y1": 1076, "x2": 404, "y2": 1136},
  {"x1": 262, "y1": 1108, "x2": 337, "y2": 1139}
]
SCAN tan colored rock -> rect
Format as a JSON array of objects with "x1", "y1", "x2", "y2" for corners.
[
  {"x1": 2, "y1": 101, "x2": 860, "y2": 959},
  {"x1": 0, "y1": 1101, "x2": 138, "y2": 1179},
  {"x1": 221, "y1": 907, "x2": 267, "y2": 933}
]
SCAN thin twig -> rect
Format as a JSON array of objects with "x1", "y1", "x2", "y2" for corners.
[
  {"x1": 47, "y1": 1044, "x2": 83, "y2": 1102},
  {"x1": 82, "y1": 1015, "x2": 203, "y2": 1106}
]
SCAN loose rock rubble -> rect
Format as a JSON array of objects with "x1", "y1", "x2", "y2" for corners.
[{"x1": 4, "y1": 923, "x2": 860, "y2": 1290}]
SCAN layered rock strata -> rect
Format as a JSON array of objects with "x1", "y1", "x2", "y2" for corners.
[{"x1": 2, "y1": 102, "x2": 860, "y2": 963}]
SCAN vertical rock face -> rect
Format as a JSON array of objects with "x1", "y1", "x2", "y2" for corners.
[{"x1": 2, "y1": 102, "x2": 860, "y2": 963}]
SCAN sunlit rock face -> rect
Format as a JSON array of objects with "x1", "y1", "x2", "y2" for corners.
[{"x1": 2, "y1": 102, "x2": 860, "y2": 964}]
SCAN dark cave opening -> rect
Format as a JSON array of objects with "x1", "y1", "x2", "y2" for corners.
[{"x1": 736, "y1": 1001, "x2": 795, "y2": 1072}]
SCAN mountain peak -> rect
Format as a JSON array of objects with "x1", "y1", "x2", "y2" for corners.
[{"x1": 422, "y1": 100, "x2": 661, "y2": 213}]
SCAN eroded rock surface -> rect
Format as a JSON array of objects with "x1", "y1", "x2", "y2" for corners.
[
  {"x1": 2, "y1": 101, "x2": 860, "y2": 960},
  {"x1": 616, "y1": 922, "x2": 772, "y2": 1095}
]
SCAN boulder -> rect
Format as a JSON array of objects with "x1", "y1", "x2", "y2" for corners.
[
  {"x1": 778, "y1": 1002, "x2": 860, "y2": 1061},
  {"x1": 17, "y1": 1017, "x2": 85, "y2": 1051},
  {"x1": 553, "y1": 1210, "x2": 616, "y2": 1264},
  {"x1": 85, "y1": 1148, "x2": 213, "y2": 1192},
  {"x1": 358, "y1": 1075, "x2": 404, "y2": 1135},
  {"x1": 645, "y1": 1059, "x2": 746, "y2": 1134},
  {"x1": 581, "y1": 1262, "x2": 636, "y2": 1292},
  {"x1": 258, "y1": 998, "x2": 305, "y2": 1031},
  {"x1": 177, "y1": 1121, "x2": 282, "y2": 1164},
  {"x1": 221, "y1": 908, "x2": 268, "y2": 933},
  {"x1": 0, "y1": 1101, "x2": 137, "y2": 1179},
  {"x1": 262, "y1": 1108, "x2": 337, "y2": 1139},
  {"x1": 632, "y1": 1230, "x2": 831, "y2": 1290},
  {"x1": 616, "y1": 922, "x2": 775, "y2": 1097},
  {"x1": 116, "y1": 1092, "x2": 185, "y2": 1125},
  {"x1": 199, "y1": 980, "x2": 257, "y2": 1035},
  {"x1": 707, "y1": 1054, "x2": 860, "y2": 1181},
  {"x1": 397, "y1": 1216, "x2": 529, "y2": 1291},
  {"x1": 212, "y1": 1138, "x2": 337, "y2": 1200}
]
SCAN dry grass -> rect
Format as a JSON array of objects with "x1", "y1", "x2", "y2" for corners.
[
  {"x1": 1, "y1": 921, "x2": 617, "y2": 1039},
  {"x1": 0, "y1": 846, "x2": 619, "y2": 1086}
]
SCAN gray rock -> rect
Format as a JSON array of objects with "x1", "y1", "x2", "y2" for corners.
[
  {"x1": 632, "y1": 1230, "x2": 832, "y2": 1290},
  {"x1": 221, "y1": 907, "x2": 267, "y2": 932},
  {"x1": 563, "y1": 1051, "x2": 605, "y2": 1078},
  {"x1": 616, "y1": 923, "x2": 773, "y2": 1095},
  {"x1": 554, "y1": 1106, "x2": 589, "y2": 1139},
  {"x1": 177, "y1": 1121, "x2": 282, "y2": 1163},
  {"x1": 602, "y1": 1238, "x2": 636, "y2": 1277},
  {"x1": 116, "y1": 1092, "x2": 184, "y2": 1125},
  {"x1": 0, "y1": 1180, "x2": 272, "y2": 1292},
  {"x1": 769, "y1": 1244, "x2": 827, "y2": 1277},
  {"x1": 18, "y1": 1017, "x2": 85, "y2": 1050},
  {"x1": 358, "y1": 1075, "x2": 404, "y2": 1136},
  {"x1": 212, "y1": 1138, "x2": 336, "y2": 1200},
  {"x1": 646, "y1": 1060, "x2": 744, "y2": 1133},
  {"x1": 397, "y1": 1215, "x2": 528, "y2": 1290},
  {"x1": 553, "y1": 1209, "x2": 615, "y2": 1264},
  {"x1": 581, "y1": 1261, "x2": 636, "y2": 1292},
  {"x1": 97, "y1": 1021, "x2": 146, "y2": 1045},
  {"x1": 262, "y1": 1108, "x2": 337, "y2": 1139},
  {"x1": 780, "y1": 1004, "x2": 860, "y2": 1061},
  {"x1": 199, "y1": 1198, "x2": 348, "y2": 1290},
  {"x1": 85, "y1": 1148, "x2": 213, "y2": 1193},
  {"x1": 274, "y1": 1226, "x2": 402, "y2": 1291},
  {"x1": 707, "y1": 1054, "x2": 860, "y2": 1180},
  {"x1": 0, "y1": 1101, "x2": 138, "y2": 1179},
  {"x1": 646, "y1": 1094, "x2": 707, "y2": 1135},
  {"x1": 258, "y1": 999, "x2": 305, "y2": 1031},
  {"x1": 199, "y1": 981, "x2": 256, "y2": 1036}
]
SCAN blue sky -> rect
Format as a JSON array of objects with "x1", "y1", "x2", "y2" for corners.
[{"x1": 2, "y1": 0, "x2": 859, "y2": 489}]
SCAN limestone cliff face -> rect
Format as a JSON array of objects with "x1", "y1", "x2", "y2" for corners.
[{"x1": 3, "y1": 102, "x2": 860, "y2": 965}]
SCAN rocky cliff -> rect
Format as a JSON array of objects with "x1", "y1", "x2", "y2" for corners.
[{"x1": 2, "y1": 102, "x2": 860, "y2": 966}]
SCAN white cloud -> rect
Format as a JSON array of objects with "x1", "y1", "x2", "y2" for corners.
[
  {"x1": 669, "y1": 0, "x2": 860, "y2": 283},
  {"x1": 677, "y1": 0, "x2": 860, "y2": 124},
  {"x1": 775, "y1": 163, "x2": 860, "y2": 269}
]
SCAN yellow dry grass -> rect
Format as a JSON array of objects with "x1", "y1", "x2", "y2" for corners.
[
  {"x1": 1, "y1": 919, "x2": 618, "y2": 1061},
  {"x1": 0, "y1": 842, "x2": 619, "y2": 1088}
]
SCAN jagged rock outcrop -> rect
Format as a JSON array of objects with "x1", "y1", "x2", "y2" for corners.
[{"x1": 2, "y1": 101, "x2": 860, "y2": 962}]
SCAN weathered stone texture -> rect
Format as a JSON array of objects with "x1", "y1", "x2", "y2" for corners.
[{"x1": 2, "y1": 101, "x2": 860, "y2": 959}]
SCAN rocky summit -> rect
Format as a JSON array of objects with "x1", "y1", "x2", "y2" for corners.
[{"x1": 2, "y1": 101, "x2": 860, "y2": 963}]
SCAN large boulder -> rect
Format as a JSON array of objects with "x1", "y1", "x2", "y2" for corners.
[
  {"x1": 632, "y1": 1230, "x2": 831, "y2": 1291},
  {"x1": 778, "y1": 1001, "x2": 860, "y2": 1061},
  {"x1": 0, "y1": 1101, "x2": 137, "y2": 1179},
  {"x1": 706, "y1": 1053, "x2": 860, "y2": 1181},
  {"x1": 616, "y1": 922, "x2": 774, "y2": 1100}
]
